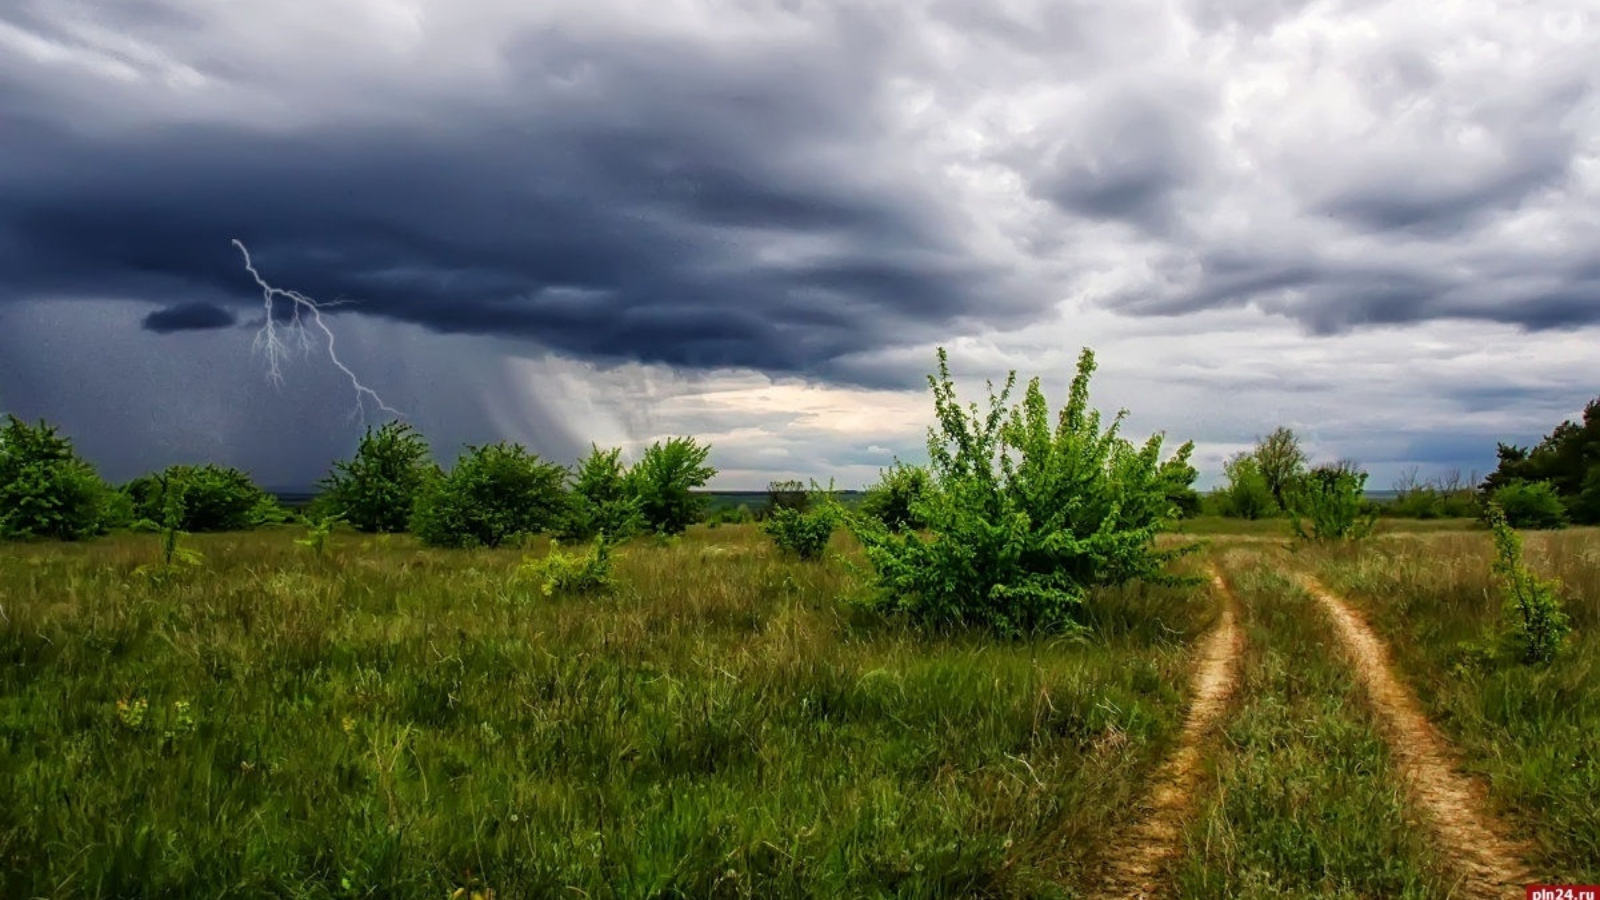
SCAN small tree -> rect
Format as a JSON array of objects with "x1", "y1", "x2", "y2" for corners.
[
  {"x1": 0, "y1": 414, "x2": 112, "y2": 541},
  {"x1": 559, "y1": 445, "x2": 643, "y2": 541},
  {"x1": 765, "y1": 479, "x2": 810, "y2": 518},
  {"x1": 1287, "y1": 462, "x2": 1376, "y2": 541},
  {"x1": 319, "y1": 420, "x2": 434, "y2": 533},
  {"x1": 854, "y1": 348, "x2": 1194, "y2": 636},
  {"x1": 411, "y1": 442, "x2": 569, "y2": 548},
  {"x1": 1486, "y1": 503, "x2": 1571, "y2": 664},
  {"x1": 858, "y1": 462, "x2": 931, "y2": 532},
  {"x1": 1254, "y1": 426, "x2": 1308, "y2": 511},
  {"x1": 1158, "y1": 452, "x2": 1202, "y2": 519},
  {"x1": 127, "y1": 464, "x2": 275, "y2": 533},
  {"x1": 764, "y1": 482, "x2": 842, "y2": 560},
  {"x1": 1216, "y1": 453, "x2": 1277, "y2": 519},
  {"x1": 630, "y1": 437, "x2": 715, "y2": 535}
]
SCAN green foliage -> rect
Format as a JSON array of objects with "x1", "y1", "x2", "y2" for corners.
[
  {"x1": 558, "y1": 445, "x2": 642, "y2": 542},
  {"x1": 854, "y1": 347, "x2": 1195, "y2": 636},
  {"x1": 318, "y1": 420, "x2": 434, "y2": 533},
  {"x1": 1157, "y1": 451, "x2": 1202, "y2": 519},
  {"x1": 1288, "y1": 462, "x2": 1376, "y2": 541},
  {"x1": 411, "y1": 442, "x2": 568, "y2": 548},
  {"x1": 1486, "y1": 503, "x2": 1571, "y2": 664},
  {"x1": 1487, "y1": 479, "x2": 1568, "y2": 530},
  {"x1": 295, "y1": 513, "x2": 342, "y2": 557},
  {"x1": 1215, "y1": 453, "x2": 1277, "y2": 520},
  {"x1": 629, "y1": 436, "x2": 715, "y2": 535},
  {"x1": 130, "y1": 476, "x2": 204, "y2": 580},
  {"x1": 857, "y1": 462, "x2": 931, "y2": 532},
  {"x1": 764, "y1": 479, "x2": 810, "y2": 518},
  {"x1": 1253, "y1": 426, "x2": 1308, "y2": 511},
  {"x1": 126, "y1": 464, "x2": 275, "y2": 533},
  {"x1": 521, "y1": 536, "x2": 615, "y2": 598},
  {"x1": 1388, "y1": 468, "x2": 1480, "y2": 519},
  {"x1": 0, "y1": 414, "x2": 112, "y2": 541},
  {"x1": 1484, "y1": 398, "x2": 1600, "y2": 524},
  {"x1": 763, "y1": 483, "x2": 842, "y2": 560}
]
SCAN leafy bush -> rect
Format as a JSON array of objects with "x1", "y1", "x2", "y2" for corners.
[
  {"x1": 1215, "y1": 453, "x2": 1277, "y2": 519},
  {"x1": 629, "y1": 437, "x2": 715, "y2": 535},
  {"x1": 1488, "y1": 479, "x2": 1568, "y2": 530},
  {"x1": 558, "y1": 445, "x2": 642, "y2": 542},
  {"x1": 1288, "y1": 462, "x2": 1376, "y2": 541},
  {"x1": 853, "y1": 348, "x2": 1194, "y2": 636},
  {"x1": 858, "y1": 462, "x2": 930, "y2": 532},
  {"x1": 523, "y1": 537, "x2": 615, "y2": 598},
  {"x1": 0, "y1": 414, "x2": 112, "y2": 541},
  {"x1": 1486, "y1": 503, "x2": 1571, "y2": 664},
  {"x1": 411, "y1": 442, "x2": 568, "y2": 548},
  {"x1": 318, "y1": 420, "x2": 434, "y2": 533},
  {"x1": 763, "y1": 484, "x2": 842, "y2": 560},
  {"x1": 127, "y1": 464, "x2": 276, "y2": 533}
]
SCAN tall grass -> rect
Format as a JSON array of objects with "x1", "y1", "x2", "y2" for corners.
[
  {"x1": 1308, "y1": 528, "x2": 1600, "y2": 880},
  {"x1": 0, "y1": 524, "x2": 1209, "y2": 898}
]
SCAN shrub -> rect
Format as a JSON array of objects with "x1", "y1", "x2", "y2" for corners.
[
  {"x1": 411, "y1": 442, "x2": 568, "y2": 548},
  {"x1": 853, "y1": 348, "x2": 1194, "y2": 636},
  {"x1": 1216, "y1": 453, "x2": 1277, "y2": 519},
  {"x1": 629, "y1": 437, "x2": 715, "y2": 535},
  {"x1": 558, "y1": 445, "x2": 642, "y2": 542},
  {"x1": 858, "y1": 462, "x2": 930, "y2": 532},
  {"x1": 1486, "y1": 503, "x2": 1571, "y2": 664},
  {"x1": 1488, "y1": 479, "x2": 1568, "y2": 530},
  {"x1": 1287, "y1": 462, "x2": 1376, "y2": 541},
  {"x1": 764, "y1": 484, "x2": 842, "y2": 560},
  {"x1": 0, "y1": 414, "x2": 112, "y2": 541},
  {"x1": 318, "y1": 421, "x2": 434, "y2": 533},
  {"x1": 523, "y1": 537, "x2": 615, "y2": 598},
  {"x1": 127, "y1": 464, "x2": 275, "y2": 533}
]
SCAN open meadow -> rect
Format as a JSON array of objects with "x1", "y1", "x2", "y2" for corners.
[{"x1": 2, "y1": 520, "x2": 1597, "y2": 898}]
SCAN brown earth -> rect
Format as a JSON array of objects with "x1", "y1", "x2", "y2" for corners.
[
  {"x1": 1091, "y1": 566, "x2": 1243, "y2": 899},
  {"x1": 1300, "y1": 574, "x2": 1534, "y2": 899}
]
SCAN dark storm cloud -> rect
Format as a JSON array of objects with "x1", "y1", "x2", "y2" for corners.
[
  {"x1": 0, "y1": 20, "x2": 1030, "y2": 390},
  {"x1": 141, "y1": 300, "x2": 237, "y2": 333}
]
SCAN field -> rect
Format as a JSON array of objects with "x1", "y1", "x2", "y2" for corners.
[{"x1": 1, "y1": 521, "x2": 1597, "y2": 898}]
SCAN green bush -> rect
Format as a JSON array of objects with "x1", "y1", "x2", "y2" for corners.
[
  {"x1": 411, "y1": 442, "x2": 568, "y2": 548},
  {"x1": 629, "y1": 437, "x2": 715, "y2": 535},
  {"x1": 558, "y1": 445, "x2": 642, "y2": 542},
  {"x1": 318, "y1": 420, "x2": 434, "y2": 533},
  {"x1": 0, "y1": 414, "x2": 112, "y2": 541},
  {"x1": 854, "y1": 348, "x2": 1194, "y2": 636},
  {"x1": 126, "y1": 464, "x2": 276, "y2": 533},
  {"x1": 1486, "y1": 503, "x2": 1571, "y2": 664},
  {"x1": 763, "y1": 484, "x2": 842, "y2": 560},
  {"x1": 523, "y1": 536, "x2": 615, "y2": 598},
  {"x1": 1488, "y1": 479, "x2": 1568, "y2": 530},
  {"x1": 1483, "y1": 398, "x2": 1600, "y2": 524},
  {"x1": 858, "y1": 462, "x2": 930, "y2": 532},
  {"x1": 1287, "y1": 462, "x2": 1376, "y2": 541},
  {"x1": 1215, "y1": 453, "x2": 1277, "y2": 519}
]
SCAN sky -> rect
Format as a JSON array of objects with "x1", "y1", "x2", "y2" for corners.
[{"x1": 1, "y1": 0, "x2": 1597, "y2": 491}]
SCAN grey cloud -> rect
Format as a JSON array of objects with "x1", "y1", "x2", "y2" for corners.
[{"x1": 141, "y1": 300, "x2": 236, "y2": 333}]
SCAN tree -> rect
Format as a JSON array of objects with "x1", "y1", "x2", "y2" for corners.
[
  {"x1": 1216, "y1": 453, "x2": 1276, "y2": 519},
  {"x1": 1483, "y1": 398, "x2": 1600, "y2": 524},
  {"x1": 858, "y1": 462, "x2": 931, "y2": 532},
  {"x1": 764, "y1": 482, "x2": 843, "y2": 560},
  {"x1": 319, "y1": 420, "x2": 434, "y2": 533},
  {"x1": 1157, "y1": 452, "x2": 1202, "y2": 518},
  {"x1": 629, "y1": 437, "x2": 715, "y2": 535},
  {"x1": 559, "y1": 445, "x2": 642, "y2": 541},
  {"x1": 127, "y1": 464, "x2": 280, "y2": 532},
  {"x1": 0, "y1": 414, "x2": 111, "y2": 541},
  {"x1": 1254, "y1": 426, "x2": 1308, "y2": 511},
  {"x1": 1287, "y1": 461, "x2": 1376, "y2": 541},
  {"x1": 411, "y1": 442, "x2": 569, "y2": 548},
  {"x1": 764, "y1": 480, "x2": 810, "y2": 517},
  {"x1": 854, "y1": 348, "x2": 1195, "y2": 636}
]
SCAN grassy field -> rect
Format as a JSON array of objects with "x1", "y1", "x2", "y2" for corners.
[
  {"x1": 1306, "y1": 528, "x2": 1600, "y2": 882},
  {"x1": 2, "y1": 518, "x2": 1596, "y2": 897},
  {"x1": 0, "y1": 525, "x2": 1210, "y2": 899}
]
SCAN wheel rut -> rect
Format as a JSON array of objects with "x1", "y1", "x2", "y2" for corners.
[
  {"x1": 1091, "y1": 565, "x2": 1242, "y2": 899},
  {"x1": 1300, "y1": 574, "x2": 1534, "y2": 899}
]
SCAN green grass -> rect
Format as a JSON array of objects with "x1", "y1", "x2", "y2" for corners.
[
  {"x1": 1307, "y1": 528, "x2": 1600, "y2": 881},
  {"x1": 1170, "y1": 516, "x2": 1478, "y2": 538},
  {"x1": 0, "y1": 524, "x2": 1210, "y2": 899},
  {"x1": 1171, "y1": 551, "x2": 1450, "y2": 899}
]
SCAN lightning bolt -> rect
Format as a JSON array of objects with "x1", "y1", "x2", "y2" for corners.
[{"x1": 233, "y1": 239, "x2": 403, "y2": 422}]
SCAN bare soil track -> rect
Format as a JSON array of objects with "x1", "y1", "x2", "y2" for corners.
[
  {"x1": 1092, "y1": 566, "x2": 1242, "y2": 899},
  {"x1": 1300, "y1": 574, "x2": 1533, "y2": 899}
]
